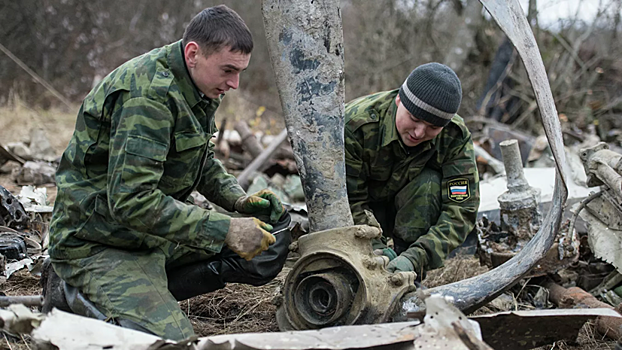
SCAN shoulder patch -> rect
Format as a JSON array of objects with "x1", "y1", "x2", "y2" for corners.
[{"x1": 448, "y1": 177, "x2": 470, "y2": 203}]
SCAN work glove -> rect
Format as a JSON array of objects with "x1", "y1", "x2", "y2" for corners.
[
  {"x1": 386, "y1": 256, "x2": 415, "y2": 273},
  {"x1": 374, "y1": 247, "x2": 398, "y2": 261},
  {"x1": 234, "y1": 189, "x2": 285, "y2": 224},
  {"x1": 225, "y1": 217, "x2": 276, "y2": 261}
]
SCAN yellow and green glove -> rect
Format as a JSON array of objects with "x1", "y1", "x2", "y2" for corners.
[
  {"x1": 234, "y1": 189, "x2": 285, "y2": 224},
  {"x1": 225, "y1": 217, "x2": 275, "y2": 261}
]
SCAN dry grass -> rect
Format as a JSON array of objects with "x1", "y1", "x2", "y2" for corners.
[
  {"x1": 185, "y1": 270, "x2": 287, "y2": 336},
  {"x1": 422, "y1": 254, "x2": 490, "y2": 288},
  {"x1": 0, "y1": 97, "x2": 78, "y2": 155},
  {"x1": 0, "y1": 270, "x2": 41, "y2": 297},
  {"x1": 530, "y1": 322, "x2": 619, "y2": 350},
  {"x1": 0, "y1": 270, "x2": 41, "y2": 350}
]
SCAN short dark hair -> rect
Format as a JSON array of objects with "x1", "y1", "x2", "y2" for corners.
[{"x1": 182, "y1": 5, "x2": 253, "y2": 57}]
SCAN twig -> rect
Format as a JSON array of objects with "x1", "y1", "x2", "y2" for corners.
[
  {"x1": 510, "y1": 100, "x2": 538, "y2": 128},
  {"x1": 0, "y1": 226, "x2": 21, "y2": 234},
  {"x1": 0, "y1": 42, "x2": 72, "y2": 109},
  {"x1": 232, "y1": 296, "x2": 272, "y2": 324},
  {"x1": 20, "y1": 334, "x2": 30, "y2": 350},
  {"x1": 568, "y1": 191, "x2": 603, "y2": 240},
  {"x1": 3, "y1": 333, "x2": 13, "y2": 350}
]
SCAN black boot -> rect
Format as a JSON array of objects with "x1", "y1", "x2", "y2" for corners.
[{"x1": 40, "y1": 258, "x2": 72, "y2": 313}]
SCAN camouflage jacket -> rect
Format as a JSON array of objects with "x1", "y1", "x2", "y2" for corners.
[
  {"x1": 344, "y1": 90, "x2": 480, "y2": 271},
  {"x1": 49, "y1": 40, "x2": 245, "y2": 260}
]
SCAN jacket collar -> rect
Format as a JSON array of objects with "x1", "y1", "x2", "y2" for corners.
[{"x1": 167, "y1": 40, "x2": 215, "y2": 109}]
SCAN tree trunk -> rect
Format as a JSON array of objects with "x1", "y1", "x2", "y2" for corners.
[
  {"x1": 443, "y1": 0, "x2": 483, "y2": 74},
  {"x1": 262, "y1": 0, "x2": 353, "y2": 232}
]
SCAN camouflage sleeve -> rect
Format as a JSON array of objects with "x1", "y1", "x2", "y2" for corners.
[
  {"x1": 196, "y1": 140, "x2": 246, "y2": 212},
  {"x1": 344, "y1": 127, "x2": 372, "y2": 226},
  {"x1": 401, "y1": 133, "x2": 480, "y2": 273},
  {"x1": 107, "y1": 96, "x2": 231, "y2": 249}
]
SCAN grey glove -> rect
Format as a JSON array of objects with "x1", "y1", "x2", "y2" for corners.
[{"x1": 373, "y1": 247, "x2": 398, "y2": 261}]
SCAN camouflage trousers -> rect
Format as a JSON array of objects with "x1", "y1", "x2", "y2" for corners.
[
  {"x1": 51, "y1": 213, "x2": 291, "y2": 341},
  {"x1": 369, "y1": 167, "x2": 442, "y2": 256}
]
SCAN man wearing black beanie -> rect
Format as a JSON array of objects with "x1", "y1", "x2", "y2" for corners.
[{"x1": 344, "y1": 62, "x2": 480, "y2": 278}]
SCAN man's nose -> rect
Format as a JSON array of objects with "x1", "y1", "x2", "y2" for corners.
[
  {"x1": 413, "y1": 124, "x2": 425, "y2": 138},
  {"x1": 227, "y1": 74, "x2": 240, "y2": 89}
]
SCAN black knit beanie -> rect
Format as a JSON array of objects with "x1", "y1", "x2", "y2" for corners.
[{"x1": 398, "y1": 63, "x2": 462, "y2": 127}]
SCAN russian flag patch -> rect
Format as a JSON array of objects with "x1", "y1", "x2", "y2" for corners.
[{"x1": 448, "y1": 178, "x2": 470, "y2": 203}]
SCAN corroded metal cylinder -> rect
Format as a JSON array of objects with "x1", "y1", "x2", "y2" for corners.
[
  {"x1": 500, "y1": 139, "x2": 530, "y2": 192},
  {"x1": 498, "y1": 139, "x2": 541, "y2": 241}
]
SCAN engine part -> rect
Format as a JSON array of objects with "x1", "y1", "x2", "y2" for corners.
[
  {"x1": 0, "y1": 234, "x2": 27, "y2": 260},
  {"x1": 0, "y1": 185, "x2": 28, "y2": 230},
  {"x1": 277, "y1": 225, "x2": 416, "y2": 330}
]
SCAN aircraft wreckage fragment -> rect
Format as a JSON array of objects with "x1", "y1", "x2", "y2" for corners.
[{"x1": 0, "y1": 296, "x2": 494, "y2": 350}]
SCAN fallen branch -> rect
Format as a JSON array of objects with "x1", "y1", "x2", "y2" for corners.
[
  {"x1": 235, "y1": 121, "x2": 264, "y2": 160},
  {"x1": 236, "y1": 129, "x2": 288, "y2": 190},
  {"x1": 0, "y1": 296, "x2": 42, "y2": 307}
]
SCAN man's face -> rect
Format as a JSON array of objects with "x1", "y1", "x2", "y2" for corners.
[
  {"x1": 184, "y1": 42, "x2": 251, "y2": 99},
  {"x1": 394, "y1": 94, "x2": 444, "y2": 147}
]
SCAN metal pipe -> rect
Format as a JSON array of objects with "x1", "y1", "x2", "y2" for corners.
[{"x1": 500, "y1": 139, "x2": 529, "y2": 192}]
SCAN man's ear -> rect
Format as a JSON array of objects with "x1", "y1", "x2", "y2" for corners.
[
  {"x1": 184, "y1": 41, "x2": 200, "y2": 68},
  {"x1": 395, "y1": 93, "x2": 401, "y2": 106}
]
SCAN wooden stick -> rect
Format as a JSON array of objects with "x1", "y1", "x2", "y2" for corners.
[
  {"x1": 235, "y1": 120, "x2": 264, "y2": 159},
  {"x1": 0, "y1": 295, "x2": 43, "y2": 307},
  {"x1": 236, "y1": 129, "x2": 288, "y2": 190}
]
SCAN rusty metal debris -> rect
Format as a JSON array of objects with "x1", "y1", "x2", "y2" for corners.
[
  {"x1": 497, "y1": 139, "x2": 542, "y2": 239},
  {"x1": 472, "y1": 308, "x2": 621, "y2": 350},
  {"x1": 575, "y1": 142, "x2": 622, "y2": 273},
  {"x1": 477, "y1": 139, "x2": 578, "y2": 276},
  {"x1": 543, "y1": 279, "x2": 622, "y2": 340}
]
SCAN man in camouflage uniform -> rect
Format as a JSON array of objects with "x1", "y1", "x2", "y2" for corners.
[
  {"x1": 344, "y1": 63, "x2": 479, "y2": 278},
  {"x1": 48, "y1": 5, "x2": 290, "y2": 340}
]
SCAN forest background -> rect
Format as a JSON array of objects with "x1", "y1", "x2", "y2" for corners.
[{"x1": 0, "y1": 0, "x2": 621, "y2": 149}]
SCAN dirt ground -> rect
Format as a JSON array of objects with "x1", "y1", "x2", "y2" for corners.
[{"x1": 0, "y1": 99, "x2": 619, "y2": 349}]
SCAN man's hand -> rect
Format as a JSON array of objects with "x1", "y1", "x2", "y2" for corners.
[
  {"x1": 386, "y1": 256, "x2": 415, "y2": 273},
  {"x1": 235, "y1": 189, "x2": 285, "y2": 224},
  {"x1": 225, "y1": 217, "x2": 276, "y2": 261},
  {"x1": 374, "y1": 247, "x2": 398, "y2": 261}
]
